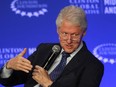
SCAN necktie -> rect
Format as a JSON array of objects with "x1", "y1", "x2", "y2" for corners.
[{"x1": 50, "y1": 51, "x2": 70, "y2": 81}]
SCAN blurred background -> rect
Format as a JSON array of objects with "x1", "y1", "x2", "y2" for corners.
[{"x1": 0, "y1": 0, "x2": 116, "y2": 87}]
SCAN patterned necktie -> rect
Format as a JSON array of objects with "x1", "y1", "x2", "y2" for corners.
[{"x1": 50, "y1": 51, "x2": 70, "y2": 81}]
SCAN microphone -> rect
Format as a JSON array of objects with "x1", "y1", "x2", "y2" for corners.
[{"x1": 43, "y1": 45, "x2": 60, "y2": 69}]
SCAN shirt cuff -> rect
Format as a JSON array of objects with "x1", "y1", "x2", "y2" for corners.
[{"x1": 0, "y1": 64, "x2": 13, "y2": 78}]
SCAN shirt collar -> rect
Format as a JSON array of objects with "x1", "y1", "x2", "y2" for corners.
[{"x1": 61, "y1": 41, "x2": 83, "y2": 57}]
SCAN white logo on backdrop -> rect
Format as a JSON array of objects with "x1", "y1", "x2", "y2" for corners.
[
  {"x1": 93, "y1": 43, "x2": 116, "y2": 64},
  {"x1": 69, "y1": 0, "x2": 116, "y2": 14},
  {"x1": 11, "y1": 0, "x2": 48, "y2": 17},
  {"x1": 0, "y1": 48, "x2": 36, "y2": 66}
]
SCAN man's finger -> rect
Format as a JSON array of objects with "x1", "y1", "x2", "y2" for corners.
[
  {"x1": 18, "y1": 67, "x2": 30, "y2": 73},
  {"x1": 19, "y1": 63, "x2": 32, "y2": 71}
]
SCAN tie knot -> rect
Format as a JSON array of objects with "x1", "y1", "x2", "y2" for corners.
[{"x1": 62, "y1": 51, "x2": 70, "y2": 58}]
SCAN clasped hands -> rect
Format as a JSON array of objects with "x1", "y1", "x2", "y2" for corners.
[{"x1": 6, "y1": 48, "x2": 53, "y2": 87}]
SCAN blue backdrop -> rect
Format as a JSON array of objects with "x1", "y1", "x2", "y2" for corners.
[{"x1": 0, "y1": 0, "x2": 116, "y2": 87}]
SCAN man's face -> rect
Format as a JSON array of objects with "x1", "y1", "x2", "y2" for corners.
[{"x1": 57, "y1": 21, "x2": 86, "y2": 53}]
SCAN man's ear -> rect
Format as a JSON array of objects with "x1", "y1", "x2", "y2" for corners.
[
  {"x1": 57, "y1": 28, "x2": 59, "y2": 34},
  {"x1": 83, "y1": 31, "x2": 86, "y2": 36}
]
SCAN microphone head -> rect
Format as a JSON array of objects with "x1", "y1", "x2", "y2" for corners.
[{"x1": 52, "y1": 45, "x2": 60, "y2": 53}]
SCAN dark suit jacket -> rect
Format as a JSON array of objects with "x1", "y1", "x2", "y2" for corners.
[{"x1": 0, "y1": 42, "x2": 104, "y2": 87}]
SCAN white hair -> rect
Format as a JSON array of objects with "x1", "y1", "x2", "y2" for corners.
[{"x1": 56, "y1": 5, "x2": 87, "y2": 31}]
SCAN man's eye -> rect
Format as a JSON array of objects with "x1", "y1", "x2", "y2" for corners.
[
  {"x1": 72, "y1": 34, "x2": 78, "y2": 36},
  {"x1": 62, "y1": 32, "x2": 67, "y2": 35}
]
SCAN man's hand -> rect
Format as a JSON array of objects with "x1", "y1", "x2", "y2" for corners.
[
  {"x1": 32, "y1": 65, "x2": 53, "y2": 87},
  {"x1": 6, "y1": 48, "x2": 33, "y2": 73}
]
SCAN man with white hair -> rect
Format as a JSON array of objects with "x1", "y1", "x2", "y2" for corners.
[{"x1": 0, "y1": 5, "x2": 104, "y2": 87}]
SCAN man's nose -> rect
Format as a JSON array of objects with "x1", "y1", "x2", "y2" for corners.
[{"x1": 67, "y1": 35, "x2": 72, "y2": 43}]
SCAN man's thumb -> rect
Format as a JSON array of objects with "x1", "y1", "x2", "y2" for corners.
[{"x1": 18, "y1": 48, "x2": 27, "y2": 57}]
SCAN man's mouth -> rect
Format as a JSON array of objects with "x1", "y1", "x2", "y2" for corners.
[{"x1": 65, "y1": 44, "x2": 73, "y2": 49}]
